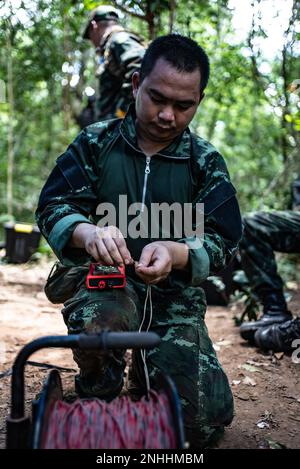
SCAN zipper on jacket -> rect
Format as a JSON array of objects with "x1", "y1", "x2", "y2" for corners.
[{"x1": 141, "y1": 156, "x2": 151, "y2": 213}]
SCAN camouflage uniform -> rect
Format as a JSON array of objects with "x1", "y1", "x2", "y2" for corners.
[
  {"x1": 36, "y1": 105, "x2": 242, "y2": 448},
  {"x1": 95, "y1": 28, "x2": 145, "y2": 120},
  {"x1": 240, "y1": 210, "x2": 300, "y2": 307}
]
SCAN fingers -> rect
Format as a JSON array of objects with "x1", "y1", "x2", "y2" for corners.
[
  {"x1": 86, "y1": 243, "x2": 102, "y2": 262},
  {"x1": 135, "y1": 268, "x2": 168, "y2": 285},
  {"x1": 135, "y1": 263, "x2": 159, "y2": 276},
  {"x1": 95, "y1": 239, "x2": 114, "y2": 265},
  {"x1": 113, "y1": 235, "x2": 134, "y2": 265},
  {"x1": 101, "y1": 236, "x2": 125, "y2": 265},
  {"x1": 135, "y1": 244, "x2": 171, "y2": 284},
  {"x1": 136, "y1": 245, "x2": 156, "y2": 269},
  {"x1": 95, "y1": 226, "x2": 133, "y2": 265}
]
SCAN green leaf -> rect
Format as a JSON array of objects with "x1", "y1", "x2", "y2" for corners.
[
  {"x1": 241, "y1": 364, "x2": 261, "y2": 373},
  {"x1": 284, "y1": 114, "x2": 293, "y2": 123}
]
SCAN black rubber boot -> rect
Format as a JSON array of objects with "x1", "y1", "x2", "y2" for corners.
[
  {"x1": 240, "y1": 293, "x2": 292, "y2": 342},
  {"x1": 254, "y1": 316, "x2": 300, "y2": 352}
]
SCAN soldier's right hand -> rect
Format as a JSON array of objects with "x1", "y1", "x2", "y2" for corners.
[{"x1": 71, "y1": 223, "x2": 133, "y2": 266}]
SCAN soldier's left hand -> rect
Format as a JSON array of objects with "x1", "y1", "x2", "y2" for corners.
[{"x1": 135, "y1": 242, "x2": 172, "y2": 284}]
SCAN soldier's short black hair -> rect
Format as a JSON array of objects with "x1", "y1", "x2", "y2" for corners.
[{"x1": 139, "y1": 34, "x2": 210, "y2": 93}]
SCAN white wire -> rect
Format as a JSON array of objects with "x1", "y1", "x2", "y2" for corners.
[{"x1": 138, "y1": 284, "x2": 153, "y2": 397}]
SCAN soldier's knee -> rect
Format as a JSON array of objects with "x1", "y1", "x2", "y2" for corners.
[
  {"x1": 63, "y1": 288, "x2": 139, "y2": 334},
  {"x1": 68, "y1": 301, "x2": 131, "y2": 334}
]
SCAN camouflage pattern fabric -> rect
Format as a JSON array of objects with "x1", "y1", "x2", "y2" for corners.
[
  {"x1": 36, "y1": 105, "x2": 242, "y2": 449},
  {"x1": 240, "y1": 210, "x2": 300, "y2": 304},
  {"x1": 36, "y1": 105, "x2": 242, "y2": 276},
  {"x1": 44, "y1": 262, "x2": 89, "y2": 304},
  {"x1": 62, "y1": 279, "x2": 234, "y2": 449},
  {"x1": 96, "y1": 29, "x2": 145, "y2": 120}
]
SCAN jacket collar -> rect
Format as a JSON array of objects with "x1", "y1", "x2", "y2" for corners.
[{"x1": 119, "y1": 104, "x2": 191, "y2": 160}]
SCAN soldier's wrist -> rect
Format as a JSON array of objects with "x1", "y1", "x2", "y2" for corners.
[{"x1": 70, "y1": 223, "x2": 96, "y2": 248}]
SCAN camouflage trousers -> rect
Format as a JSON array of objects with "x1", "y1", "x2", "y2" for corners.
[
  {"x1": 240, "y1": 210, "x2": 300, "y2": 305},
  {"x1": 62, "y1": 279, "x2": 234, "y2": 449}
]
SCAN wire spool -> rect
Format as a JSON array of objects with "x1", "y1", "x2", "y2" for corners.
[
  {"x1": 8, "y1": 333, "x2": 184, "y2": 449},
  {"x1": 41, "y1": 390, "x2": 177, "y2": 449}
]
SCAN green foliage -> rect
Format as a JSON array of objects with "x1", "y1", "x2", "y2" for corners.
[
  {"x1": 232, "y1": 289, "x2": 260, "y2": 326},
  {"x1": 0, "y1": 0, "x2": 299, "y2": 232},
  {"x1": 36, "y1": 239, "x2": 54, "y2": 257},
  {"x1": 231, "y1": 270, "x2": 260, "y2": 325},
  {"x1": 0, "y1": 0, "x2": 81, "y2": 223}
]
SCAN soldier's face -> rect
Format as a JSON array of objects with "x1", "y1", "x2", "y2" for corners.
[
  {"x1": 88, "y1": 20, "x2": 106, "y2": 48},
  {"x1": 132, "y1": 58, "x2": 203, "y2": 145}
]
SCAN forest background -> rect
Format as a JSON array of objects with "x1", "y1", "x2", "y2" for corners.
[{"x1": 0, "y1": 0, "x2": 299, "y2": 268}]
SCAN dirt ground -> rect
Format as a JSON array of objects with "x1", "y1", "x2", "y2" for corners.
[{"x1": 0, "y1": 261, "x2": 299, "y2": 449}]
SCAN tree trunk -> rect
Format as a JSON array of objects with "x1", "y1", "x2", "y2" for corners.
[
  {"x1": 63, "y1": 13, "x2": 70, "y2": 131},
  {"x1": 169, "y1": 0, "x2": 176, "y2": 33},
  {"x1": 280, "y1": 46, "x2": 289, "y2": 163},
  {"x1": 207, "y1": 106, "x2": 219, "y2": 142},
  {"x1": 6, "y1": 27, "x2": 14, "y2": 217},
  {"x1": 145, "y1": 1, "x2": 156, "y2": 39}
]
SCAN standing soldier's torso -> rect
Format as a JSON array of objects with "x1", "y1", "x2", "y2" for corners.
[{"x1": 96, "y1": 30, "x2": 145, "y2": 120}]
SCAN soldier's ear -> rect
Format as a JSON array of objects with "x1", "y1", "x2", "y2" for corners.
[
  {"x1": 132, "y1": 72, "x2": 140, "y2": 99},
  {"x1": 90, "y1": 20, "x2": 98, "y2": 31}
]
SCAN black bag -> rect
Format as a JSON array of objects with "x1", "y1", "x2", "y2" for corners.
[{"x1": 44, "y1": 262, "x2": 88, "y2": 304}]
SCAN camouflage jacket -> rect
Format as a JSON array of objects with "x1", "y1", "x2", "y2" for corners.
[
  {"x1": 36, "y1": 106, "x2": 242, "y2": 290},
  {"x1": 96, "y1": 28, "x2": 145, "y2": 120}
]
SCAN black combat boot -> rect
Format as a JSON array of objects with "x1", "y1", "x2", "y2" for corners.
[
  {"x1": 240, "y1": 293, "x2": 292, "y2": 342},
  {"x1": 254, "y1": 316, "x2": 300, "y2": 352}
]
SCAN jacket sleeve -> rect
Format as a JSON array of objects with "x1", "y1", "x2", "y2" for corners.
[
  {"x1": 173, "y1": 151, "x2": 243, "y2": 288},
  {"x1": 35, "y1": 129, "x2": 99, "y2": 266}
]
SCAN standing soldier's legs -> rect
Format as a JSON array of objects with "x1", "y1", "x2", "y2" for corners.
[
  {"x1": 130, "y1": 285, "x2": 234, "y2": 449},
  {"x1": 62, "y1": 282, "x2": 141, "y2": 399},
  {"x1": 240, "y1": 210, "x2": 300, "y2": 340}
]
